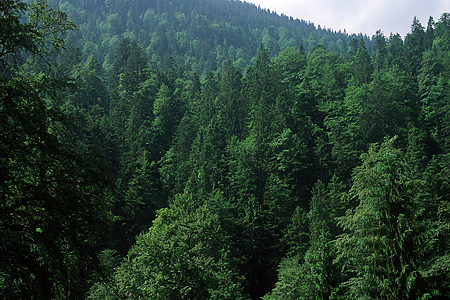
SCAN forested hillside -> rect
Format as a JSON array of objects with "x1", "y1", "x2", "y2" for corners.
[
  {"x1": 46, "y1": 0, "x2": 372, "y2": 76},
  {"x1": 2, "y1": 0, "x2": 450, "y2": 299}
]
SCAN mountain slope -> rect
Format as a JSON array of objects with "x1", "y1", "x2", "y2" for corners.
[{"x1": 49, "y1": 0, "x2": 372, "y2": 76}]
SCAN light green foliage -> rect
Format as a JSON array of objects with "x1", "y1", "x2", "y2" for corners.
[
  {"x1": 152, "y1": 84, "x2": 171, "y2": 136},
  {"x1": 301, "y1": 46, "x2": 348, "y2": 112},
  {"x1": 134, "y1": 193, "x2": 226, "y2": 299},
  {"x1": 284, "y1": 206, "x2": 309, "y2": 258},
  {"x1": 273, "y1": 45, "x2": 307, "y2": 87},
  {"x1": 262, "y1": 256, "x2": 306, "y2": 300},
  {"x1": 324, "y1": 75, "x2": 365, "y2": 179},
  {"x1": 72, "y1": 55, "x2": 109, "y2": 109},
  {"x1": 88, "y1": 192, "x2": 247, "y2": 300}
]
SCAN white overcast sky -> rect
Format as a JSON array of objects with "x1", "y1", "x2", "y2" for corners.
[{"x1": 247, "y1": 0, "x2": 450, "y2": 38}]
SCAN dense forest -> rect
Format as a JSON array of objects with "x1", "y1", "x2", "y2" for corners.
[
  {"x1": 47, "y1": 0, "x2": 373, "y2": 76},
  {"x1": 1, "y1": 0, "x2": 450, "y2": 299}
]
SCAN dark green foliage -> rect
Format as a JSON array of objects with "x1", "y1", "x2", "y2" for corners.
[
  {"x1": 6, "y1": 1, "x2": 450, "y2": 299},
  {"x1": 350, "y1": 38, "x2": 373, "y2": 85},
  {"x1": 418, "y1": 16, "x2": 450, "y2": 153},
  {"x1": 1, "y1": 75, "x2": 113, "y2": 298},
  {"x1": 0, "y1": 1, "x2": 112, "y2": 298},
  {"x1": 404, "y1": 17, "x2": 428, "y2": 77},
  {"x1": 265, "y1": 176, "x2": 346, "y2": 300},
  {"x1": 0, "y1": 0, "x2": 76, "y2": 70}
]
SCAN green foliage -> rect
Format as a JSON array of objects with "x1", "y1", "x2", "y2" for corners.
[
  {"x1": 262, "y1": 256, "x2": 306, "y2": 300},
  {"x1": 404, "y1": 17, "x2": 428, "y2": 77},
  {"x1": 7, "y1": 1, "x2": 450, "y2": 298},
  {"x1": 335, "y1": 137, "x2": 448, "y2": 299},
  {"x1": 61, "y1": 10, "x2": 450, "y2": 300},
  {"x1": 88, "y1": 191, "x2": 248, "y2": 300},
  {"x1": 47, "y1": 0, "x2": 371, "y2": 76},
  {"x1": 0, "y1": 0, "x2": 76, "y2": 70},
  {"x1": 418, "y1": 18, "x2": 450, "y2": 152},
  {"x1": 0, "y1": 1, "x2": 112, "y2": 298},
  {"x1": 266, "y1": 176, "x2": 346, "y2": 300}
]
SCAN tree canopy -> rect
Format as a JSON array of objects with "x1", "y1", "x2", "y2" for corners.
[
  {"x1": 2, "y1": 1, "x2": 450, "y2": 299},
  {"x1": 0, "y1": 0, "x2": 112, "y2": 298}
]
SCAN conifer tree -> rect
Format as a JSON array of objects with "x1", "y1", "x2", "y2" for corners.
[
  {"x1": 335, "y1": 137, "x2": 440, "y2": 299},
  {"x1": 217, "y1": 59, "x2": 246, "y2": 139},
  {"x1": 404, "y1": 17, "x2": 427, "y2": 78},
  {"x1": 373, "y1": 30, "x2": 388, "y2": 72}
]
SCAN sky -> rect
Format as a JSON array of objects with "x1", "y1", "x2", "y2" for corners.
[{"x1": 247, "y1": 0, "x2": 450, "y2": 38}]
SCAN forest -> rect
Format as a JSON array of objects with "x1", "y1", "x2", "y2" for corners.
[{"x1": 1, "y1": 0, "x2": 450, "y2": 299}]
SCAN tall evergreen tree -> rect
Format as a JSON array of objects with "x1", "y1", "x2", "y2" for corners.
[
  {"x1": 373, "y1": 30, "x2": 387, "y2": 72},
  {"x1": 404, "y1": 17, "x2": 427, "y2": 78},
  {"x1": 335, "y1": 137, "x2": 444, "y2": 299}
]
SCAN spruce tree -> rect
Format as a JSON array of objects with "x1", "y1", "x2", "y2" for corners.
[{"x1": 335, "y1": 137, "x2": 438, "y2": 299}]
